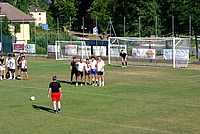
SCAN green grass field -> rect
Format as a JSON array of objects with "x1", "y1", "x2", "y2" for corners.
[{"x1": 0, "y1": 57, "x2": 200, "y2": 134}]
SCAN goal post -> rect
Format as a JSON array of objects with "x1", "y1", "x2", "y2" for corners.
[
  {"x1": 108, "y1": 37, "x2": 190, "y2": 68},
  {"x1": 55, "y1": 41, "x2": 91, "y2": 60}
]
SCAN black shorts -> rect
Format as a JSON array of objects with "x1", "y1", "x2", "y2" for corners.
[
  {"x1": 21, "y1": 68, "x2": 27, "y2": 72},
  {"x1": 8, "y1": 69, "x2": 15, "y2": 73},
  {"x1": 77, "y1": 71, "x2": 83, "y2": 77},
  {"x1": 97, "y1": 71, "x2": 104, "y2": 76},
  {"x1": 85, "y1": 70, "x2": 91, "y2": 76},
  {"x1": 71, "y1": 69, "x2": 78, "y2": 76},
  {"x1": 17, "y1": 66, "x2": 21, "y2": 70}
]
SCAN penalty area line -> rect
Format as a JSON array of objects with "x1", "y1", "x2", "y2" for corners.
[{"x1": 0, "y1": 83, "x2": 200, "y2": 108}]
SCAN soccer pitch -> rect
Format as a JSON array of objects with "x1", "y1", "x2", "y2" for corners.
[{"x1": 0, "y1": 57, "x2": 200, "y2": 134}]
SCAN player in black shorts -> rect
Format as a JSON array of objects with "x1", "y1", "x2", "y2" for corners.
[
  {"x1": 69, "y1": 57, "x2": 78, "y2": 85},
  {"x1": 120, "y1": 50, "x2": 128, "y2": 68},
  {"x1": 16, "y1": 52, "x2": 24, "y2": 79},
  {"x1": 48, "y1": 76, "x2": 62, "y2": 114}
]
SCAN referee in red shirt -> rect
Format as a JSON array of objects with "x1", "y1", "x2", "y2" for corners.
[{"x1": 48, "y1": 76, "x2": 62, "y2": 114}]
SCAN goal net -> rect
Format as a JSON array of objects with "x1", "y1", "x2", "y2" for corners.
[
  {"x1": 108, "y1": 37, "x2": 190, "y2": 68},
  {"x1": 55, "y1": 41, "x2": 91, "y2": 60}
]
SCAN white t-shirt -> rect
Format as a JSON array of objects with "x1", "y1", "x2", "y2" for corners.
[
  {"x1": 84, "y1": 62, "x2": 91, "y2": 71},
  {"x1": 21, "y1": 60, "x2": 27, "y2": 69},
  {"x1": 97, "y1": 60, "x2": 105, "y2": 72},
  {"x1": 91, "y1": 60, "x2": 97, "y2": 70},
  {"x1": 6, "y1": 58, "x2": 15, "y2": 69},
  {"x1": 77, "y1": 62, "x2": 85, "y2": 71}
]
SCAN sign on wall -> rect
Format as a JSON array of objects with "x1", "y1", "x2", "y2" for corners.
[
  {"x1": 78, "y1": 46, "x2": 91, "y2": 56},
  {"x1": 24, "y1": 44, "x2": 36, "y2": 54},
  {"x1": 93, "y1": 46, "x2": 106, "y2": 56},
  {"x1": 65, "y1": 45, "x2": 77, "y2": 56},
  {"x1": 13, "y1": 43, "x2": 24, "y2": 53},
  {"x1": 110, "y1": 45, "x2": 127, "y2": 57},
  {"x1": 132, "y1": 48, "x2": 156, "y2": 59},
  {"x1": 163, "y1": 49, "x2": 189, "y2": 60}
]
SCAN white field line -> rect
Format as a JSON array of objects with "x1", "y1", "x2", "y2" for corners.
[
  {"x1": 0, "y1": 83, "x2": 200, "y2": 108},
  {"x1": 105, "y1": 70, "x2": 200, "y2": 78},
  {"x1": 63, "y1": 116, "x2": 178, "y2": 134}
]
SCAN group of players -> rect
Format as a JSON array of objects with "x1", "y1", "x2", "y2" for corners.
[
  {"x1": 70, "y1": 56, "x2": 105, "y2": 87},
  {"x1": 0, "y1": 52, "x2": 28, "y2": 80}
]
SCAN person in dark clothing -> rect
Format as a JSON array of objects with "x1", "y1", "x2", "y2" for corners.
[
  {"x1": 120, "y1": 50, "x2": 128, "y2": 68},
  {"x1": 69, "y1": 57, "x2": 78, "y2": 84},
  {"x1": 48, "y1": 76, "x2": 62, "y2": 114}
]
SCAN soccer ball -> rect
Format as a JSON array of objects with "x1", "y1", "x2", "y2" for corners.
[{"x1": 30, "y1": 96, "x2": 36, "y2": 101}]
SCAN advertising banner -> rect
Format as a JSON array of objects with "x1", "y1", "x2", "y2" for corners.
[
  {"x1": 24, "y1": 44, "x2": 36, "y2": 54},
  {"x1": 132, "y1": 48, "x2": 156, "y2": 59},
  {"x1": 78, "y1": 46, "x2": 91, "y2": 56},
  {"x1": 163, "y1": 49, "x2": 189, "y2": 60},
  {"x1": 65, "y1": 45, "x2": 77, "y2": 56},
  {"x1": 110, "y1": 45, "x2": 126, "y2": 57},
  {"x1": 13, "y1": 43, "x2": 24, "y2": 53},
  {"x1": 93, "y1": 46, "x2": 106, "y2": 56}
]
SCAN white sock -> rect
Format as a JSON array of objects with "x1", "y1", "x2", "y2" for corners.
[
  {"x1": 99, "y1": 80, "x2": 101, "y2": 86},
  {"x1": 0, "y1": 76, "x2": 2, "y2": 80},
  {"x1": 102, "y1": 81, "x2": 104, "y2": 86}
]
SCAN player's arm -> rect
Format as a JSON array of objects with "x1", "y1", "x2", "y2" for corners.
[
  {"x1": 59, "y1": 87, "x2": 62, "y2": 98},
  {"x1": 69, "y1": 64, "x2": 72, "y2": 71},
  {"x1": 47, "y1": 88, "x2": 51, "y2": 98},
  {"x1": 25, "y1": 60, "x2": 27, "y2": 68},
  {"x1": 16, "y1": 58, "x2": 19, "y2": 66}
]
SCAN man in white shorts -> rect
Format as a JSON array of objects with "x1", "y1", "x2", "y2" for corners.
[
  {"x1": 84, "y1": 58, "x2": 91, "y2": 85},
  {"x1": 97, "y1": 56, "x2": 105, "y2": 86},
  {"x1": 90, "y1": 56, "x2": 98, "y2": 86},
  {"x1": 6, "y1": 54, "x2": 16, "y2": 80},
  {"x1": 76, "y1": 58, "x2": 85, "y2": 86},
  {"x1": 0, "y1": 55, "x2": 6, "y2": 80}
]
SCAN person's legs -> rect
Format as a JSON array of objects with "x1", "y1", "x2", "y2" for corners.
[
  {"x1": 25, "y1": 72, "x2": 28, "y2": 80},
  {"x1": 122, "y1": 58, "x2": 125, "y2": 67},
  {"x1": 52, "y1": 101, "x2": 57, "y2": 113},
  {"x1": 101, "y1": 75, "x2": 104, "y2": 86},
  {"x1": 57, "y1": 101, "x2": 61, "y2": 113},
  {"x1": 0, "y1": 70, "x2": 2, "y2": 80},
  {"x1": 98, "y1": 74, "x2": 101, "y2": 86},
  {"x1": 3, "y1": 69, "x2": 6, "y2": 79},
  {"x1": 125, "y1": 58, "x2": 128, "y2": 67},
  {"x1": 70, "y1": 70, "x2": 74, "y2": 83}
]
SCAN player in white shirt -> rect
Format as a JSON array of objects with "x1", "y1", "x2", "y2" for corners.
[
  {"x1": 6, "y1": 54, "x2": 16, "y2": 80},
  {"x1": 90, "y1": 56, "x2": 98, "y2": 86},
  {"x1": 97, "y1": 56, "x2": 105, "y2": 86},
  {"x1": 76, "y1": 58, "x2": 85, "y2": 86},
  {"x1": 20, "y1": 56, "x2": 28, "y2": 80},
  {"x1": 84, "y1": 58, "x2": 91, "y2": 85}
]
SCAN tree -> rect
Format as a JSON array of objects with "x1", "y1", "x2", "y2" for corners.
[{"x1": 49, "y1": 0, "x2": 77, "y2": 30}]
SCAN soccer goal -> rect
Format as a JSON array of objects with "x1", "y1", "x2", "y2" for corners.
[
  {"x1": 108, "y1": 37, "x2": 190, "y2": 68},
  {"x1": 55, "y1": 41, "x2": 91, "y2": 60}
]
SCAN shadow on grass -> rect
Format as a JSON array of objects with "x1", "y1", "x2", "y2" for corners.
[
  {"x1": 57, "y1": 80, "x2": 70, "y2": 84},
  {"x1": 32, "y1": 105, "x2": 53, "y2": 113}
]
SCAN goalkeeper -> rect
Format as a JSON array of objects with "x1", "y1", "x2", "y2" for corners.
[{"x1": 120, "y1": 50, "x2": 128, "y2": 68}]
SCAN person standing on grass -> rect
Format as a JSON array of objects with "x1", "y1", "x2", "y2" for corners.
[
  {"x1": 76, "y1": 58, "x2": 85, "y2": 86},
  {"x1": 90, "y1": 56, "x2": 98, "y2": 86},
  {"x1": 69, "y1": 57, "x2": 78, "y2": 85},
  {"x1": 0, "y1": 55, "x2": 6, "y2": 80},
  {"x1": 97, "y1": 56, "x2": 105, "y2": 86},
  {"x1": 20, "y1": 56, "x2": 28, "y2": 80},
  {"x1": 16, "y1": 52, "x2": 24, "y2": 79},
  {"x1": 6, "y1": 54, "x2": 16, "y2": 80},
  {"x1": 48, "y1": 76, "x2": 62, "y2": 114},
  {"x1": 84, "y1": 58, "x2": 91, "y2": 85},
  {"x1": 120, "y1": 50, "x2": 128, "y2": 68}
]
